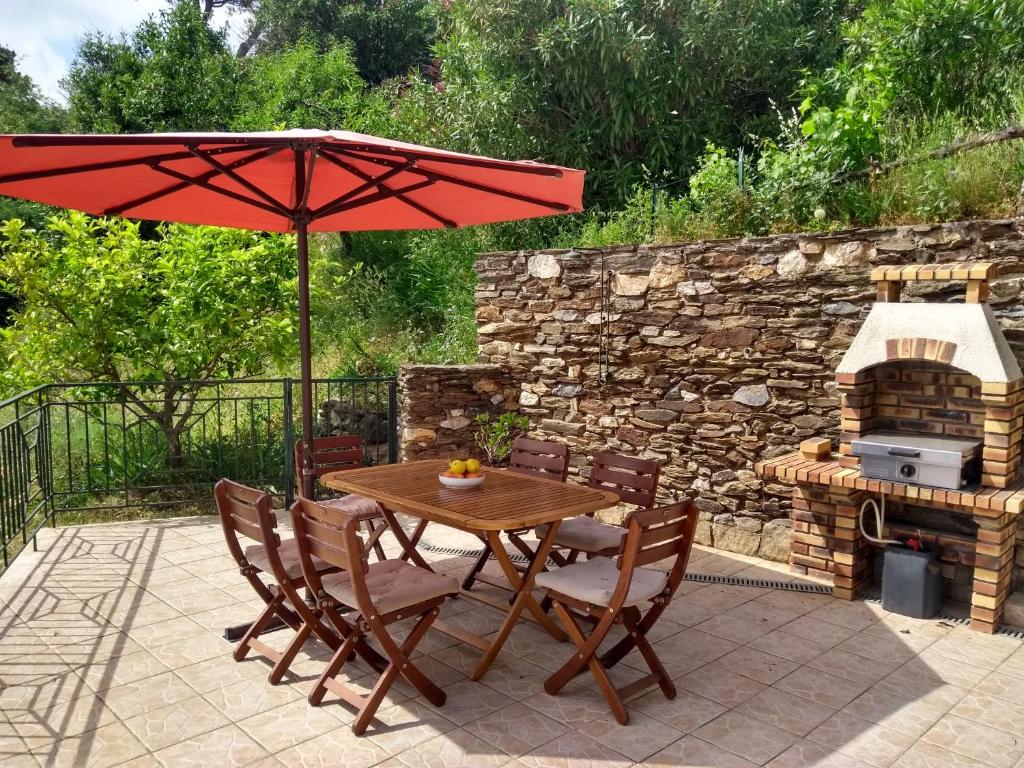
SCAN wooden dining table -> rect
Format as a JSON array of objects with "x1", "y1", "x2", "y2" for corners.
[{"x1": 322, "y1": 459, "x2": 620, "y2": 680}]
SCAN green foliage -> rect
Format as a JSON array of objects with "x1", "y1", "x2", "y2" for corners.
[
  {"x1": 408, "y1": 0, "x2": 858, "y2": 206},
  {"x1": 0, "y1": 213, "x2": 297, "y2": 390},
  {"x1": 0, "y1": 46, "x2": 66, "y2": 133},
  {"x1": 248, "y1": 0, "x2": 436, "y2": 84},
  {"x1": 232, "y1": 39, "x2": 394, "y2": 133},
  {"x1": 65, "y1": 0, "x2": 240, "y2": 132},
  {"x1": 474, "y1": 412, "x2": 530, "y2": 466}
]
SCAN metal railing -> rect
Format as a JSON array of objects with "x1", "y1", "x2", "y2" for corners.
[{"x1": 0, "y1": 377, "x2": 397, "y2": 573}]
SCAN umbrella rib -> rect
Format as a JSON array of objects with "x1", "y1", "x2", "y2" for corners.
[
  {"x1": 148, "y1": 162, "x2": 287, "y2": 219},
  {"x1": 319, "y1": 178, "x2": 437, "y2": 218},
  {"x1": 329, "y1": 148, "x2": 574, "y2": 213},
  {"x1": 0, "y1": 145, "x2": 258, "y2": 186},
  {"x1": 309, "y1": 161, "x2": 413, "y2": 219},
  {"x1": 188, "y1": 147, "x2": 292, "y2": 216},
  {"x1": 104, "y1": 146, "x2": 284, "y2": 217},
  {"x1": 318, "y1": 152, "x2": 455, "y2": 227},
  {"x1": 298, "y1": 146, "x2": 317, "y2": 214},
  {"x1": 326, "y1": 141, "x2": 564, "y2": 177}
]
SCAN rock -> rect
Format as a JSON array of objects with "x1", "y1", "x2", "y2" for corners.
[
  {"x1": 823, "y1": 301, "x2": 859, "y2": 316},
  {"x1": 519, "y1": 391, "x2": 540, "y2": 406},
  {"x1": 739, "y1": 264, "x2": 774, "y2": 281},
  {"x1": 649, "y1": 261, "x2": 688, "y2": 288},
  {"x1": 552, "y1": 384, "x2": 583, "y2": 398},
  {"x1": 732, "y1": 384, "x2": 770, "y2": 407},
  {"x1": 403, "y1": 428, "x2": 436, "y2": 444},
  {"x1": 701, "y1": 327, "x2": 758, "y2": 348},
  {"x1": 634, "y1": 408, "x2": 678, "y2": 425},
  {"x1": 798, "y1": 238, "x2": 825, "y2": 255},
  {"x1": 541, "y1": 419, "x2": 585, "y2": 436},
  {"x1": 712, "y1": 518, "x2": 762, "y2": 556},
  {"x1": 612, "y1": 273, "x2": 650, "y2": 296},
  {"x1": 777, "y1": 249, "x2": 809, "y2": 278},
  {"x1": 678, "y1": 280, "x2": 715, "y2": 298},
  {"x1": 528, "y1": 253, "x2": 561, "y2": 279},
  {"x1": 439, "y1": 415, "x2": 472, "y2": 430},
  {"x1": 758, "y1": 519, "x2": 792, "y2": 562},
  {"x1": 823, "y1": 240, "x2": 870, "y2": 267}
]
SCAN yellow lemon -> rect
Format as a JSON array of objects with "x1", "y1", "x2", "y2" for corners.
[
  {"x1": 449, "y1": 459, "x2": 467, "y2": 476},
  {"x1": 466, "y1": 458, "x2": 481, "y2": 473}
]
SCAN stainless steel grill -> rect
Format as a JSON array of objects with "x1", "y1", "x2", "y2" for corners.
[{"x1": 851, "y1": 432, "x2": 982, "y2": 490}]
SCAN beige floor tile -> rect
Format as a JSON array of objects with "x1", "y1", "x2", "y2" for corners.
[
  {"x1": 952, "y1": 691, "x2": 1024, "y2": 738},
  {"x1": 124, "y1": 615, "x2": 208, "y2": 648},
  {"x1": 123, "y1": 695, "x2": 230, "y2": 752},
  {"x1": 808, "y1": 711, "x2": 919, "y2": 767},
  {"x1": 694, "y1": 710, "x2": 800, "y2": 765},
  {"x1": 921, "y1": 714, "x2": 1023, "y2": 768},
  {"x1": 201, "y1": 675, "x2": 304, "y2": 722},
  {"x1": 655, "y1": 628, "x2": 739, "y2": 663},
  {"x1": 927, "y1": 634, "x2": 1017, "y2": 672},
  {"x1": 631, "y1": 687, "x2": 727, "y2": 732},
  {"x1": 767, "y1": 740, "x2": 874, "y2": 768},
  {"x1": 480, "y1": 658, "x2": 551, "y2": 700},
  {"x1": 578, "y1": 710, "x2": 684, "y2": 762},
  {"x1": 275, "y1": 726, "x2": 394, "y2": 768},
  {"x1": 902, "y1": 650, "x2": 993, "y2": 689},
  {"x1": 99, "y1": 670, "x2": 198, "y2": 719},
  {"x1": 808, "y1": 648, "x2": 901, "y2": 687},
  {"x1": 29, "y1": 720, "x2": 147, "y2": 768},
  {"x1": 694, "y1": 613, "x2": 771, "y2": 645},
  {"x1": 517, "y1": 731, "x2": 633, "y2": 768},
  {"x1": 76, "y1": 650, "x2": 169, "y2": 692},
  {"x1": 642, "y1": 734, "x2": 758, "y2": 768},
  {"x1": 56, "y1": 632, "x2": 144, "y2": 665},
  {"x1": 467, "y1": 701, "x2": 568, "y2": 757},
  {"x1": 709, "y1": 646, "x2": 800, "y2": 685},
  {"x1": 873, "y1": 665, "x2": 969, "y2": 712},
  {"x1": 753, "y1": 590, "x2": 832, "y2": 617},
  {"x1": 838, "y1": 631, "x2": 922, "y2": 665},
  {"x1": 780, "y1": 616, "x2": 860, "y2": 647},
  {"x1": 660, "y1": 599, "x2": 718, "y2": 628},
  {"x1": 974, "y1": 671, "x2": 1024, "y2": 707},
  {"x1": 437, "y1": 679, "x2": 515, "y2": 725},
  {"x1": 895, "y1": 740, "x2": 994, "y2": 768},
  {"x1": 237, "y1": 699, "x2": 351, "y2": 754},
  {"x1": 523, "y1": 682, "x2": 613, "y2": 728},
  {"x1": 999, "y1": 647, "x2": 1024, "y2": 680},
  {"x1": 151, "y1": 724, "x2": 269, "y2": 767},
  {"x1": 750, "y1": 629, "x2": 834, "y2": 665},
  {"x1": 147, "y1": 631, "x2": 232, "y2": 669},
  {"x1": 737, "y1": 686, "x2": 836, "y2": 736},
  {"x1": 676, "y1": 665, "x2": 766, "y2": 708},
  {"x1": 365, "y1": 700, "x2": 458, "y2": 754},
  {"x1": 392, "y1": 728, "x2": 512, "y2": 768},
  {"x1": 10, "y1": 693, "x2": 118, "y2": 743},
  {"x1": 843, "y1": 688, "x2": 946, "y2": 737},
  {"x1": 807, "y1": 602, "x2": 883, "y2": 632}
]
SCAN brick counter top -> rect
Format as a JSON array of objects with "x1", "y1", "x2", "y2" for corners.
[{"x1": 754, "y1": 452, "x2": 1024, "y2": 516}]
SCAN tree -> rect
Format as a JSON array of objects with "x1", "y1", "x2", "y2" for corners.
[
  {"x1": 232, "y1": 39, "x2": 396, "y2": 134},
  {"x1": 403, "y1": 0, "x2": 859, "y2": 207},
  {"x1": 0, "y1": 214, "x2": 298, "y2": 464},
  {"x1": 64, "y1": 0, "x2": 240, "y2": 132},
  {"x1": 245, "y1": 0, "x2": 436, "y2": 84},
  {"x1": 0, "y1": 46, "x2": 66, "y2": 134}
]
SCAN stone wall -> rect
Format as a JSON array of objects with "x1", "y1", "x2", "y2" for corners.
[
  {"x1": 397, "y1": 364, "x2": 518, "y2": 461},
  {"x1": 473, "y1": 219, "x2": 1024, "y2": 560}
]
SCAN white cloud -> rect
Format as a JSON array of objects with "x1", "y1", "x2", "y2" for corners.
[{"x1": 0, "y1": 0, "x2": 246, "y2": 104}]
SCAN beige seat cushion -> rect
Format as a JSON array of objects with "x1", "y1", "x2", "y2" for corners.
[
  {"x1": 321, "y1": 560, "x2": 459, "y2": 616},
  {"x1": 537, "y1": 517, "x2": 624, "y2": 554},
  {"x1": 320, "y1": 494, "x2": 382, "y2": 518},
  {"x1": 244, "y1": 538, "x2": 329, "y2": 581},
  {"x1": 535, "y1": 556, "x2": 667, "y2": 607}
]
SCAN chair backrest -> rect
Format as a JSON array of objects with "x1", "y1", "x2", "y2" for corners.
[
  {"x1": 295, "y1": 435, "x2": 365, "y2": 498},
  {"x1": 587, "y1": 453, "x2": 660, "y2": 510},
  {"x1": 615, "y1": 500, "x2": 699, "y2": 605},
  {"x1": 214, "y1": 478, "x2": 283, "y2": 576},
  {"x1": 289, "y1": 497, "x2": 368, "y2": 597},
  {"x1": 508, "y1": 437, "x2": 569, "y2": 482}
]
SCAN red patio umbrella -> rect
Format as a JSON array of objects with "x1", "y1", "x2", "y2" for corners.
[{"x1": 0, "y1": 129, "x2": 585, "y2": 497}]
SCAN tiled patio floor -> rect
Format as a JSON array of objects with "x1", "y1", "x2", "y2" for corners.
[{"x1": 2, "y1": 516, "x2": 1024, "y2": 768}]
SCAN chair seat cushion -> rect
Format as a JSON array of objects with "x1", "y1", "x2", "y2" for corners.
[
  {"x1": 537, "y1": 517, "x2": 624, "y2": 554},
  {"x1": 244, "y1": 538, "x2": 329, "y2": 581},
  {"x1": 321, "y1": 560, "x2": 459, "y2": 616},
  {"x1": 319, "y1": 494, "x2": 382, "y2": 519},
  {"x1": 535, "y1": 556, "x2": 667, "y2": 607}
]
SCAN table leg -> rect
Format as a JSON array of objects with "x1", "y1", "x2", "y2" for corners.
[
  {"x1": 378, "y1": 506, "x2": 433, "y2": 572},
  {"x1": 471, "y1": 522, "x2": 566, "y2": 680}
]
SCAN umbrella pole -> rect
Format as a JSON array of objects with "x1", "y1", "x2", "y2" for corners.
[{"x1": 296, "y1": 217, "x2": 316, "y2": 501}]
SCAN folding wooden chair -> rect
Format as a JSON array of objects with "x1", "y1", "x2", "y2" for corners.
[
  {"x1": 291, "y1": 497, "x2": 460, "y2": 734},
  {"x1": 535, "y1": 453, "x2": 660, "y2": 563},
  {"x1": 296, "y1": 436, "x2": 388, "y2": 561},
  {"x1": 214, "y1": 479, "x2": 386, "y2": 685},
  {"x1": 461, "y1": 437, "x2": 570, "y2": 591},
  {"x1": 536, "y1": 500, "x2": 699, "y2": 724}
]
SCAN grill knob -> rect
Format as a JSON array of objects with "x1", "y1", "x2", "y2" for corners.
[{"x1": 898, "y1": 463, "x2": 916, "y2": 479}]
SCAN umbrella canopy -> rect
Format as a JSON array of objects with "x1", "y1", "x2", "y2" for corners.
[{"x1": 0, "y1": 129, "x2": 585, "y2": 497}]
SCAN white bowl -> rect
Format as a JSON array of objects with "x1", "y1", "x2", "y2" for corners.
[{"x1": 438, "y1": 474, "x2": 485, "y2": 489}]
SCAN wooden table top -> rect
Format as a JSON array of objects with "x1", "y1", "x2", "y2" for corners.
[
  {"x1": 755, "y1": 451, "x2": 1024, "y2": 517},
  {"x1": 321, "y1": 460, "x2": 620, "y2": 531}
]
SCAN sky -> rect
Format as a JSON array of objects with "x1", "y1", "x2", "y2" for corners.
[{"x1": 0, "y1": 0, "x2": 245, "y2": 104}]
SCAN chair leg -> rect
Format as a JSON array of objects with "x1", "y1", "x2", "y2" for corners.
[
  {"x1": 621, "y1": 608, "x2": 675, "y2": 699},
  {"x1": 547, "y1": 599, "x2": 629, "y2": 725},
  {"x1": 233, "y1": 592, "x2": 285, "y2": 662},
  {"x1": 600, "y1": 602, "x2": 667, "y2": 669},
  {"x1": 269, "y1": 620, "x2": 313, "y2": 684},
  {"x1": 309, "y1": 629, "x2": 362, "y2": 706},
  {"x1": 363, "y1": 518, "x2": 387, "y2": 562},
  {"x1": 461, "y1": 537, "x2": 492, "y2": 591}
]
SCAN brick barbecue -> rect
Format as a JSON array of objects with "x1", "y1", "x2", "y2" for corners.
[{"x1": 756, "y1": 263, "x2": 1024, "y2": 633}]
